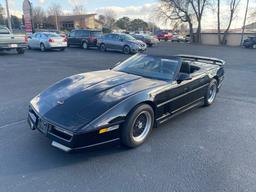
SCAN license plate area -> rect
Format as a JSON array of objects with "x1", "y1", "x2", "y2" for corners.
[{"x1": 9, "y1": 44, "x2": 18, "y2": 48}]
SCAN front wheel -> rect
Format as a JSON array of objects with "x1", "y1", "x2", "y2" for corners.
[
  {"x1": 121, "y1": 104, "x2": 154, "y2": 148},
  {"x1": 204, "y1": 79, "x2": 218, "y2": 106},
  {"x1": 123, "y1": 45, "x2": 131, "y2": 54}
]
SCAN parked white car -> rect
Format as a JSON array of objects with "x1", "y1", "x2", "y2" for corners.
[{"x1": 28, "y1": 32, "x2": 67, "y2": 52}]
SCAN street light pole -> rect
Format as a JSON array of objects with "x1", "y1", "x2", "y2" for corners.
[{"x1": 5, "y1": 0, "x2": 12, "y2": 32}]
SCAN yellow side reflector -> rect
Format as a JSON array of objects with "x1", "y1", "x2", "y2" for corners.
[{"x1": 99, "y1": 128, "x2": 108, "y2": 134}]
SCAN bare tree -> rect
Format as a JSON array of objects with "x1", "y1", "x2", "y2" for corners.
[
  {"x1": 221, "y1": 0, "x2": 241, "y2": 45},
  {"x1": 190, "y1": 0, "x2": 208, "y2": 43},
  {"x1": 158, "y1": 0, "x2": 195, "y2": 42},
  {"x1": 217, "y1": 0, "x2": 221, "y2": 44},
  {"x1": 0, "y1": 3, "x2": 5, "y2": 25},
  {"x1": 73, "y1": 4, "x2": 85, "y2": 15},
  {"x1": 101, "y1": 9, "x2": 116, "y2": 30},
  {"x1": 48, "y1": 3, "x2": 63, "y2": 30},
  {"x1": 33, "y1": 7, "x2": 46, "y2": 29}
]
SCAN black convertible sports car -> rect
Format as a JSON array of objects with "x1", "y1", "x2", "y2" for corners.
[{"x1": 28, "y1": 54, "x2": 225, "y2": 152}]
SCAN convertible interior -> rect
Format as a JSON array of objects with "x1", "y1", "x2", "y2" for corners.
[{"x1": 180, "y1": 61, "x2": 200, "y2": 74}]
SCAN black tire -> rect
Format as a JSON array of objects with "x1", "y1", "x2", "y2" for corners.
[
  {"x1": 60, "y1": 48, "x2": 65, "y2": 51},
  {"x1": 40, "y1": 43, "x2": 46, "y2": 52},
  {"x1": 16, "y1": 48, "x2": 25, "y2": 54},
  {"x1": 123, "y1": 45, "x2": 131, "y2": 54},
  {"x1": 99, "y1": 43, "x2": 106, "y2": 52},
  {"x1": 165, "y1": 38, "x2": 168, "y2": 42},
  {"x1": 82, "y1": 41, "x2": 88, "y2": 49},
  {"x1": 121, "y1": 104, "x2": 154, "y2": 148},
  {"x1": 204, "y1": 79, "x2": 218, "y2": 106}
]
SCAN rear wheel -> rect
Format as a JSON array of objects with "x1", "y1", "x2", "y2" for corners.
[
  {"x1": 121, "y1": 104, "x2": 154, "y2": 148},
  {"x1": 82, "y1": 42, "x2": 88, "y2": 49},
  {"x1": 40, "y1": 43, "x2": 46, "y2": 52},
  {"x1": 123, "y1": 45, "x2": 131, "y2": 54},
  {"x1": 17, "y1": 48, "x2": 25, "y2": 54},
  {"x1": 204, "y1": 79, "x2": 218, "y2": 106}
]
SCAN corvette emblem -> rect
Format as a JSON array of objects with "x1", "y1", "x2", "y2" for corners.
[{"x1": 57, "y1": 100, "x2": 64, "y2": 105}]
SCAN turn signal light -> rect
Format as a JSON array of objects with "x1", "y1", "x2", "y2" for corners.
[{"x1": 99, "y1": 125, "x2": 119, "y2": 134}]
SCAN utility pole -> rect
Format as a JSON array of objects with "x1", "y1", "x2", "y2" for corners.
[
  {"x1": 240, "y1": 0, "x2": 250, "y2": 46},
  {"x1": 5, "y1": 0, "x2": 12, "y2": 32}
]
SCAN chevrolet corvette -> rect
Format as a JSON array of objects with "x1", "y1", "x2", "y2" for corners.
[{"x1": 28, "y1": 53, "x2": 225, "y2": 152}]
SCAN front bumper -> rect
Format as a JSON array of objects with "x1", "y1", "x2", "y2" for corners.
[
  {"x1": 28, "y1": 107, "x2": 120, "y2": 152},
  {"x1": 131, "y1": 46, "x2": 147, "y2": 53}
]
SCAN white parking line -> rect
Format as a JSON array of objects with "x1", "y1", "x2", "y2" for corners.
[{"x1": 0, "y1": 119, "x2": 26, "y2": 129}]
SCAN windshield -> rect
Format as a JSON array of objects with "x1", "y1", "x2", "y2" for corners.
[
  {"x1": 0, "y1": 27, "x2": 10, "y2": 34},
  {"x1": 45, "y1": 33, "x2": 60, "y2": 37},
  {"x1": 122, "y1": 34, "x2": 136, "y2": 41},
  {"x1": 114, "y1": 54, "x2": 180, "y2": 81}
]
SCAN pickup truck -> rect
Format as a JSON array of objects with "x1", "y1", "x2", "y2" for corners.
[{"x1": 0, "y1": 26, "x2": 28, "y2": 54}]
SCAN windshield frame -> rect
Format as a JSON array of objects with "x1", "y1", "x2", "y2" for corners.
[{"x1": 113, "y1": 53, "x2": 181, "y2": 81}]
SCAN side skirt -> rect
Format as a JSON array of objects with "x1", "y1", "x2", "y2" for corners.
[{"x1": 156, "y1": 97, "x2": 204, "y2": 125}]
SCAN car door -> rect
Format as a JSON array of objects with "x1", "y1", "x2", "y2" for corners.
[
  {"x1": 155, "y1": 62, "x2": 198, "y2": 115},
  {"x1": 30, "y1": 33, "x2": 40, "y2": 49},
  {"x1": 188, "y1": 70, "x2": 209, "y2": 103},
  {"x1": 35, "y1": 33, "x2": 42, "y2": 48},
  {"x1": 106, "y1": 34, "x2": 117, "y2": 50},
  {"x1": 68, "y1": 31, "x2": 76, "y2": 45}
]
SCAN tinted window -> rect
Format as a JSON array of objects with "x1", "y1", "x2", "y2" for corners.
[
  {"x1": 69, "y1": 31, "x2": 75, "y2": 37},
  {"x1": 0, "y1": 27, "x2": 10, "y2": 34},
  {"x1": 74, "y1": 30, "x2": 82, "y2": 37},
  {"x1": 45, "y1": 33, "x2": 60, "y2": 37},
  {"x1": 90, "y1": 31, "x2": 102, "y2": 37},
  {"x1": 81, "y1": 30, "x2": 89, "y2": 36},
  {"x1": 114, "y1": 54, "x2": 180, "y2": 80},
  {"x1": 35, "y1": 33, "x2": 41, "y2": 38}
]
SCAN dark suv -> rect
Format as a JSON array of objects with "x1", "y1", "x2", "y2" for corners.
[
  {"x1": 67, "y1": 29, "x2": 102, "y2": 49},
  {"x1": 243, "y1": 36, "x2": 256, "y2": 49}
]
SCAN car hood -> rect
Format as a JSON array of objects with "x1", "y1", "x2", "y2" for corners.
[
  {"x1": 31, "y1": 70, "x2": 164, "y2": 131},
  {"x1": 128, "y1": 40, "x2": 145, "y2": 46}
]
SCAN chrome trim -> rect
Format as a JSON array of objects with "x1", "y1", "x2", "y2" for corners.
[
  {"x1": 51, "y1": 138, "x2": 120, "y2": 152},
  {"x1": 157, "y1": 83, "x2": 209, "y2": 108},
  {"x1": 159, "y1": 99, "x2": 204, "y2": 124},
  {"x1": 156, "y1": 97, "x2": 204, "y2": 122},
  {"x1": 51, "y1": 141, "x2": 72, "y2": 152},
  {"x1": 171, "y1": 97, "x2": 204, "y2": 114}
]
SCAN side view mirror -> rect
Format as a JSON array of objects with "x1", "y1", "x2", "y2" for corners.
[
  {"x1": 177, "y1": 73, "x2": 192, "y2": 83},
  {"x1": 120, "y1": 38, "x2": 124, "y2": 42}
]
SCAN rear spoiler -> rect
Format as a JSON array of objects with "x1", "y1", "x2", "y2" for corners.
[{"x1": 177, "y1": 54, "x2": 225, "y2": 66}]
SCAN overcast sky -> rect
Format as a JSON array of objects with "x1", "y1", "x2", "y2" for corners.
[{"x1": 0, "y1": 0, "x2": 255, "y2": 29}]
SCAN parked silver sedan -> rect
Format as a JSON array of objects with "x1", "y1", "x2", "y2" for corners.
[{"x1": 28, "y1": 32, "x2": 67, "y2": 52}]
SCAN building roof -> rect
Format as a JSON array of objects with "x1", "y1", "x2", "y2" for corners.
[{"x1": 48, "y1": 14, "x2": 97, "y2": 22}]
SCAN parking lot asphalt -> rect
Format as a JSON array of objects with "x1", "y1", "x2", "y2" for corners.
[{"x1": 0, "y1": 42, "x2": 256, "y2": 192}]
